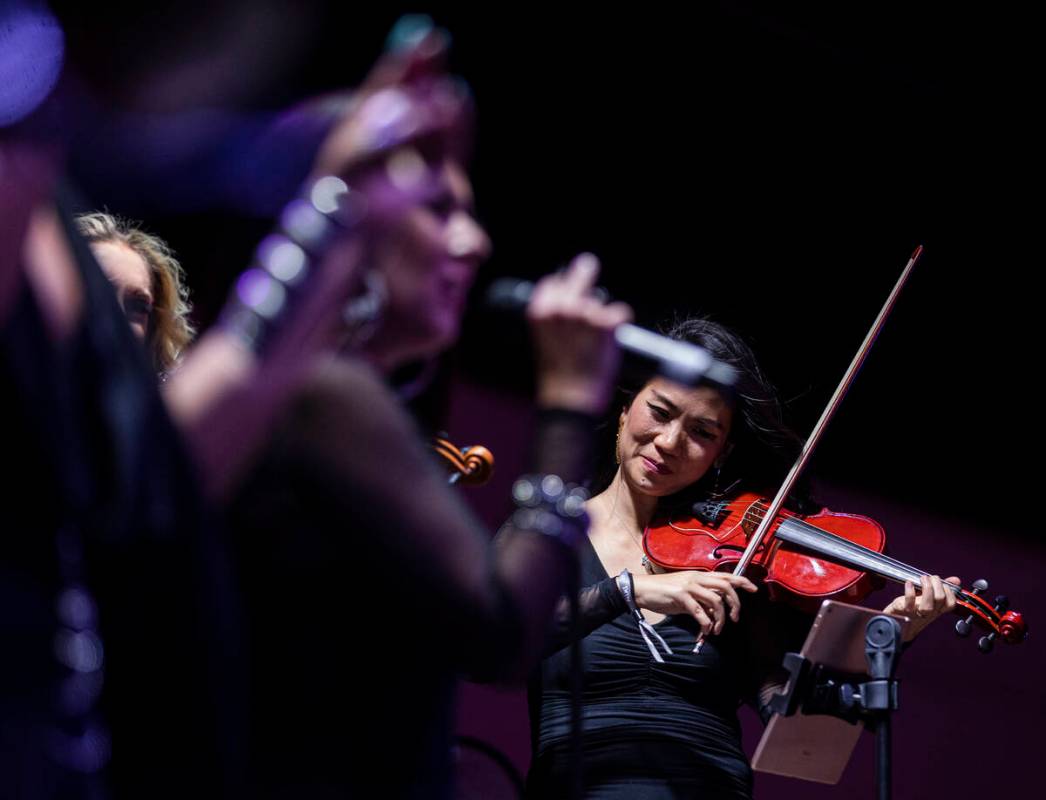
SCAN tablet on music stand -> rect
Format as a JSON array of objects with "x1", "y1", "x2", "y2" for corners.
[{"x1": 751, "y1": 600, "x2": 910, "y2": 784}]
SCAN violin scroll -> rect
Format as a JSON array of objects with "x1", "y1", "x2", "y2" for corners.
[
  {"x1": 951, "y1": 578, "x2": 1027, "y2": 653},
  {"x1": 998, "y1": 611, "x2": 1028, "y2": 644},
  {"x1": 455, "y1": 445, "x2": 494, "y2": 486},
  {"x1": 431, "y1": 435, "x2": 495, "y2": 487}
]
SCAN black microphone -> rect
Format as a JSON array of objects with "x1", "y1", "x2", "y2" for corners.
[{"x1": 485, "y1": 278, "x2": 738, "y2": 391}]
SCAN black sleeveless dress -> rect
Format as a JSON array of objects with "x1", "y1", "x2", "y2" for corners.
[{"x1": 529, "y1": 537, "x2": 810, "y2": 799}]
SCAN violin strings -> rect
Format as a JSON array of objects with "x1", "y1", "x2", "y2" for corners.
[
  {"x1": 737, "y1": 502, "x2": 907, "y2": 574},
  {"x1": 751, "y1": 510, "x2": 927, "y2": 586},
  {"x1": 734, "y1": 502, "x2": 972, "y2": 603},
  {"x1": 711, "y1": 500, "x2": 976, "y2": 606},
  {"x1": 739, "y1": 502, "x2": 911, "y2": 577}
]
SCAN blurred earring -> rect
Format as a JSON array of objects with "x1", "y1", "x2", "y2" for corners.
[{"x1": 710, "y1": 457, "x2": 739, "y2": 498}]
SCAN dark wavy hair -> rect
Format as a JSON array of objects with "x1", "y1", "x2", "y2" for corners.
[
  {"x1": 594, "y1": 315, "x2": 806, "y2": 507},
  {"x1": 660, "y1": 316, "x2": 801, "y2": 496}
]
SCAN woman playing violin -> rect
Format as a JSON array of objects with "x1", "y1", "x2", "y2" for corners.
[{"x1": 526, "y1": 316, "x2": 959, "y2": 799}]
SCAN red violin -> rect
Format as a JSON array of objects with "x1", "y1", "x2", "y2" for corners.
[
  {"x1": 643, "y1": 492, "x2": 1028, "y2": 652},
  {"x1": 638, "y1": 247, "x2": 1027, "y2": 653}
]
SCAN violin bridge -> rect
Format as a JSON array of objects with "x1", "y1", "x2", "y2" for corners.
[{"x1": 691, "y1": 499, "x2": 729, "y2": 529}]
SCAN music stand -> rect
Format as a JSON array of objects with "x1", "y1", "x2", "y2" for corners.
[{"x1": 751, "y1": 600, "x2": 910, "y2": 799}]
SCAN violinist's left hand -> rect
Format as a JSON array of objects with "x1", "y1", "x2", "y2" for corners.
[{"x1": 882, "y1": 574, "x2": 960, "y2": 642}]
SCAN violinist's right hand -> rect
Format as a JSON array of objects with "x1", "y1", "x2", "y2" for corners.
[
  {"x1": 632, "y1": 571, "x2": 759, "y2": 636},
  {"x1": 528, "y1": 253, "x2": 632, "y2": 415}
]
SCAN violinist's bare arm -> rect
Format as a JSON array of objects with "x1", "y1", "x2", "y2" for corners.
[
  {"x1": 882, "y1": 573, "x2": 960, "y2": 642},
  {"x1": 534, "y1": 568, "x2": 760, "y2": 657},
  {"x1": 632, "y1": 571, "x2": 759, "y2": 636}
]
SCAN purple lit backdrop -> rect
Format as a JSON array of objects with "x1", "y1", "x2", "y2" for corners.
[
  {"x1": 447, "y1": 379, "x2": 1045, "y2": 798},
  {"x1": 42, "y1": 2, "x2": 1041, "y2": 795}
]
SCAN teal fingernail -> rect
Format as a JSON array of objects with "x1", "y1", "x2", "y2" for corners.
[{"x1": 386, "y1": 15, "x2": 436, "y2": 53}]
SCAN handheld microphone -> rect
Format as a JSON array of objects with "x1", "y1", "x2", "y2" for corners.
[{"x1": 485, "y1": 278, "x2": 738, "y2": 391}]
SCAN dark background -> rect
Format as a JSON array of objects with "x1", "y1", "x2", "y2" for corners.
[
  {"x1": 59, "y1": 2, "x2": 1043, "y2": 796},
  {"x1": 65, "y1": 0, "x2": 1041, "y2": 530}
]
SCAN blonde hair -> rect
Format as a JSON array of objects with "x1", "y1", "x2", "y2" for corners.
[{"x1": 76, "y1": 212, "x2": 195, "y2": 374}]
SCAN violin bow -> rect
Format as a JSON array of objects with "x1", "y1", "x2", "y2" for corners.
[
  {"x1": 693, "y1": 246, "x2": 924, "y2": 652},
  {"x1": 733, "y1": 246, "x2": 924, "y2": 578}
]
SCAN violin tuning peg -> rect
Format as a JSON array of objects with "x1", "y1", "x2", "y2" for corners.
[
  {"x1": 993, "y1": 595, "x2": 1010, "y2": 613},
  {"x1": 971, "y1": 579, "x2": 989, "y2": 595},
  {"x1": 977, "y1": 632, "x2": 996, "y2": 654},
  {"x1": 955, "y1": 616, "x2": 974, "y2": 637}
]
